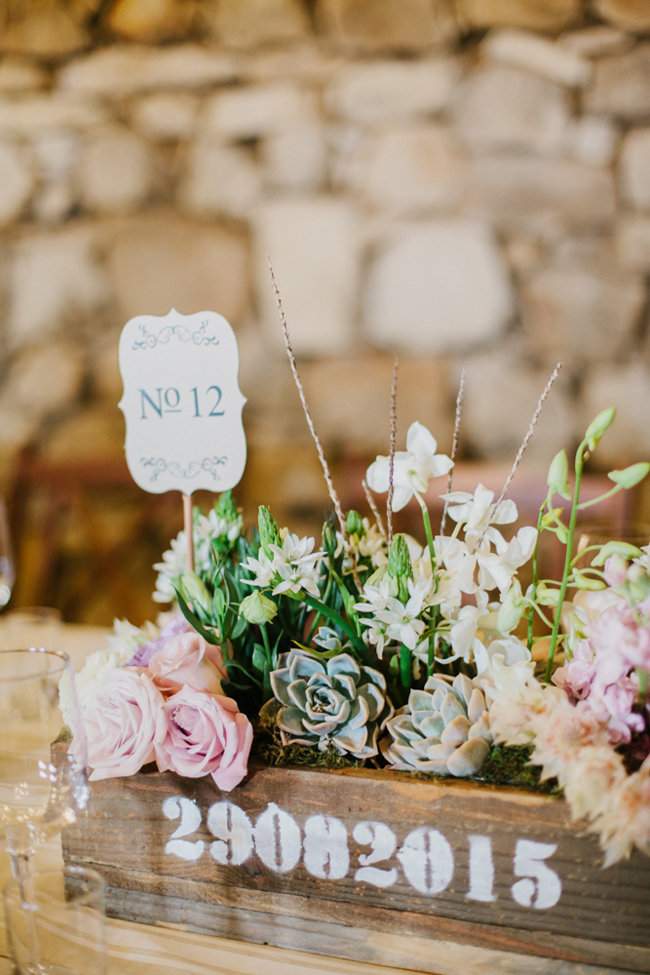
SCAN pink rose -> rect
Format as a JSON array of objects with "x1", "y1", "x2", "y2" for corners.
[
  {"x1": 82, "y1": 670, "x2": 166, "y2": 781},
  {"x1": 155, "y1": 686, "x2": 253, "y2": 791},
  {"x1": 147, "y1": 631, "x2": 225, "y2": 695}
]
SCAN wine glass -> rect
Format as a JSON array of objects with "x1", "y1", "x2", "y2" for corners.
[
  {"x1": 0, "y1": 649, "x2": 89, "y2": 971},
  {"x1": 0, "y1": 496, "x2": 15, "y2": 608}
]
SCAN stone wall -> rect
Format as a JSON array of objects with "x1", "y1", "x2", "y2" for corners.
[{"x1": 2, "y1": 0, "x2": 650, "y2": 557}]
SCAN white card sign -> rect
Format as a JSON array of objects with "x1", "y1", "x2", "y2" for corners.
[{"x1": 119, "y1": 309, "x2": 247, "y2": 495}]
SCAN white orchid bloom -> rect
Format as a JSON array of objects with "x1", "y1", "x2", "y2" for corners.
[
  {"x1": 447, "y1": 591, "x2": 493, "y2": 664},
  {"x1": 366, "y1": 422, "x2": 453, "y2": 512},
  {"x1": 441, "y1": 484, "x2": 518, "y2": 553},
  {"x1": 474, "y1": 635, "x2": 531, "y2": 676},
  {"x1": 477, "y1": 525, "x2": 538, "y2": 593}
]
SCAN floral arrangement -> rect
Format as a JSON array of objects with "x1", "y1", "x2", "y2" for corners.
[
  {"x1": 61, "y1": 397, "x2": 650, "y2": 867},
  {"x1": 59, "y1": 282, "x2": 650, "y2": 866}
]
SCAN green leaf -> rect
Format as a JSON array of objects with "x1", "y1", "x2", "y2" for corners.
[
  {"x1": 173, "y1": 588, "x2": 220, "y2": 645},
  {"x1": 608, "y1": 463, "x2": 650, "y2": 490},
  {"x1": 252, "y1": 645, "x2": 267, "y2": 674},
  {"x1": 591, "y1": 541, "x2": 643, "y2": 567},
  {"x1": 212, "y1": 588, "x2": 226, "y2": 617},
  {"x1": 231, "y1": 615, "x2": 248, "y2": 640},
  {"x1": 584, "y1": 407, "x2": 616, "y2": 451}
]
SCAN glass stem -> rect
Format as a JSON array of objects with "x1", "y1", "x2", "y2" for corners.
[{"x1": 10, "y1": 851, "x2": 40, "y2": 970}]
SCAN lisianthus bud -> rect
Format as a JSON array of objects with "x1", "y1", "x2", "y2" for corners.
[
  {"x1": 584, "y1": 407, "x2": 615, "y2": 452},
  {"x1": 258, "y1": 506, "x2": 281, "y2": 558},
  {"x1": 239, "y1": 592, "x2": 278, "y2": 625},
  {"x1": 179, "y1": 572, "x2": 212, "y2": 616}
]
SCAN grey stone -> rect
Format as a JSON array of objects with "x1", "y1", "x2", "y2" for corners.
[
  {"x1": 454, "y1": 65, "x2": 569, "y2": 156},
  {"x1": 8, "y1": 226, "x2": 109, "y2": 345},
  {"x1": 0, "y1": 141, "x2": 34, "y2": 226},
  {"x1": 559, "y1": 26, "x2": 634, "y2": 58},
  {"x1": 462, "y1": 344, "x2": 575, "y2": 463},
  {"x1": 205, "y1": 0, "x2": 309, "y2": 50},
  {"x1": 0, "y1": 4, "x2": 89, "y2": 57},
  {"x1": 364, "y1": 219, "x2": 514, "y2": 355},
  {"x1": 58, "y1": 45, "x2": 238, "y2": 98},
  {"x1": 254, "y1": 197, "x2": 360, "y2": 355},
  {"x1": 106, "y1": 0, "x2": 196, "y2": 43},
  {"x1": 261, "y1": 124, "x2": 327, "y2": 191},
  {"x1": 362, "y1": 124, "x2": 464, "y2": 215},
  {"x1": 0, "y1": 59, "x2": 46, "y2": 92},
  {"x1": 456, "y1": 0, "x2": 581, "y2": 31},
  {"x1": 482, "y1": 29, "x2": 591, "y2": 87},
  {"x1": 564, "y1": 116, "x2": 618, "y2": 168},
  {"x1": 620, "y1": 128, "x2": 650, "y2": 211},
  {"x1": 581, "y1": 364, "x2": 650, "y2": 468},
  {"x1": 131, "y1": 93, "x2": 198, "y2": 141},
  {"x1": 301, "y1": 355, "x2": 453, "y2": 454},
  {"x1": 316, "y1": 0, "x2": 457, "y2": 54},
  {"x1": 0, "y1": 344, "x2": 85, "y2": 450},
  {"x1": 466, "y1": 156, "x2": 617, "y2": 232},
  {"x1": 326, "y1": 59, "x2": 458, "y2": 125},
  {"x1": 179, "y1": 141, "x2": 262, "y2": 219},
  {"x1": 79, "y1": 125, "x2": 152, "y2": 214},
  {"x1": 616, "y1": 216, "x2": 650, "y2": 271},
  {"x1": 104, "y1": 213, "x2": 250, "y2": 325},
  {"x1": 585, "y1": 45, "x2": 650, "y2": 120},
  {"x1": 202, "y1": 81, "x2": 315, "y2": 141},
  {"x1": 593, "y1": 0, "x2": 650, "y2": 32},
  {"x1": 0, "y1": 96, "x2": 105, "y2": 136},
  {"x1": 521, "y1": 264, "x2": 646, "y2": 368}
]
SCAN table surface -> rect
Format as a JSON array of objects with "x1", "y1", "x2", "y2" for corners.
[{"x1": 0, "y1": 626, "x2": 637, "y2": 975}]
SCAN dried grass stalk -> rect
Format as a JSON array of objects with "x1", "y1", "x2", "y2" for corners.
[
  {"x1": 363, "y1": 479, "x2": 387, "y2": 544},
  {"x1": 440, "y1": 362, "x2": 466, "y2": 536}
]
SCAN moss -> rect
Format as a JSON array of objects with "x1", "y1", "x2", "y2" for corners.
[
  {"x1": 252, "y1": 728, "x2": 360, "y2": 770},
  {"x1": 474, "y1": 745, "x2": 560, "y2": 794}
]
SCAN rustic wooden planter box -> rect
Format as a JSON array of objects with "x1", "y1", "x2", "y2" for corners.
[{"x1": 61, "y1": 758, "x2": 650, "y2": 975}]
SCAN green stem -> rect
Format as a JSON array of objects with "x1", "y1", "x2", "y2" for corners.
[
  {"x1": 400, "y1": 643, "x2": 412, "y2": 693},
  {"x1": 298, "y1": 593, "x2": 374, "y2": 666},
  {"x1": 577, "y1": 484, "x2": 622, "y2": 510},
  {"x1": 545, "y1": 440, "x2": 586, "y2": 682},
  {"x1": 306, "y1": 575, "x2": 333, "y2": 643},
  {"x1": 527, "y1": 508, "x2": 544, "y2": 654},
  {"x1": 636, "y1": 667, "x2": 648, "y2": 704}
]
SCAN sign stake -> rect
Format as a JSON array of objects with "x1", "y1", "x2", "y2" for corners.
[{"x1": 183, "y1": 493, "x2": 194, "y2": 574}]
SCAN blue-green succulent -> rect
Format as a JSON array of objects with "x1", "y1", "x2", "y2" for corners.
[{"x1": 270, "y1": 649, "x2": 393, "y2": 759}]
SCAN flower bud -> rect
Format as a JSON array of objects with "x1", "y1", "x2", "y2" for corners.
[
  {"x1": 239, "y1": 592, "x2": 278, "y2": 625},
  {"x1": 215, "y1": 489, "x2": 238, "y2": 522},
  {"x1": 346, "y1": 510, "x2": 364, "y2": 539},
  {"x1": 258, "y1": 506, "x2": 281, "y2": 558},
  {"x1": 607, "y1": 463, "x2": 650, "y2": 490},
  {"x1": 497, "y1": 581, "x2": 525, "y2": 632},
  {"x1": 584, "y1": 407, "x2": 615, "y2": 452},
  {"x1": 572, "y1": 570, "x2": 606, "y2": 591},
  {"x1": 591, "y1": 540, "x2": 642, "y2": 567},
  {"x1": 179, "y1": 572, "x2": 212, "y2": 616},
  {"x1": 322, "y1": 522, "x2": 337, "y2": 560},
  {"x1": 603, "y1": 555, "x2": 627, "y2": 588},
  {"x1": 387, "y1": 534, "x2": 413, "y2": 581},
  {"x1": 547, "y1": 449, "x2": 571, "y2": 500}
]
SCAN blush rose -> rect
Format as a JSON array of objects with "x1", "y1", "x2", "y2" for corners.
[
  {"x1": 147, "y1": 631, "x2": 225, "y2": 695},
  {"x1": 155, "y1": 686, "x2": 253, "y2": 791},
  {"x1": 81, "y1": 669, "x2": 166, "y2": 781}
]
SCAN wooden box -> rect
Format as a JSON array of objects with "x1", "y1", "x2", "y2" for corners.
[{"x1": 61, "y1": 760, "x2": 650, "y2": 975}]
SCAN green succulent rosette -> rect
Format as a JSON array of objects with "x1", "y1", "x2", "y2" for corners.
[
  {"x1": 381, "y1": 673, "x2": 492, "y2": 777},
  {"x1": 270, "y1": 649, "x2": 394, "y2": 759}
]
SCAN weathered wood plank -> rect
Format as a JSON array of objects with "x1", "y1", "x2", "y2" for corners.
[{"x1": 62, "y1": 758, "x2": 650, "y2": 973}]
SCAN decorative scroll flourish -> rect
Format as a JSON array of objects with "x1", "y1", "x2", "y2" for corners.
[
  {"x1": 140, "y1": 456, "x2": 227, "y2": 482},
  {"x1": 132, "y1": 321, "x2": 220, "y2": 351}
]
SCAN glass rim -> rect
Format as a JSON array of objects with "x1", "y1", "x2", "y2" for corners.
[{"x1": 0, "y1": 647, "x2": 71, "y2": 681}]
